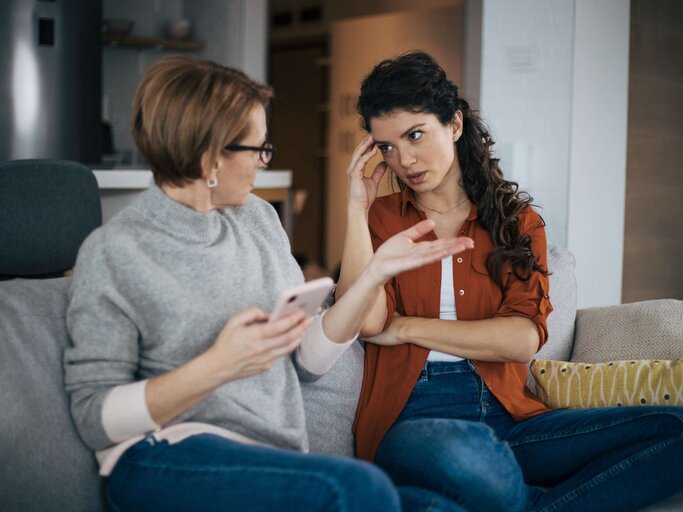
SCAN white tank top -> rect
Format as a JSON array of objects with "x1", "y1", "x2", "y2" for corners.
[{"x1": 427, "y1": 256, "x2": 464, "y2": 362}]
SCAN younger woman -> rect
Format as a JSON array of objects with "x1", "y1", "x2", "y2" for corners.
[{"x1": 337, "y1": 51, "x2": 683, "y2": 512}]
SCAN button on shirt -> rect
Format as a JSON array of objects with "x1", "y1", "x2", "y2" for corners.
[{"x1": 353, "y1": 188, "x2": 554, "y2": 462}]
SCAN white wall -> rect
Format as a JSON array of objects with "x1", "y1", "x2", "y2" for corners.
[
  {"x1": 462, "y1": 0, "x2": 482, "y2": 105},
  {"x1": 186, "y1": 0, "x2": 268, "y2": 82},
  {"x1": 474, "y1": 0, "x2": 630, "y2": 307},
  {"x1": 241, "y1": 1, "x2": 269, "y2": 82},
  {"x1": 567, "y1": 0, "x2": 630, "y2": 307},
  {"x1": 478, "y1": 0, "x2": 574, "y2": 250}
]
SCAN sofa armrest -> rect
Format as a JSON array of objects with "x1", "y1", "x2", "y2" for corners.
[{"x1": 570, "y1": 299, "x2": 683, "y2": 363}]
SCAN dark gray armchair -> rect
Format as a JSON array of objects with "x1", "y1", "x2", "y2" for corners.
[
  {"x1": 0, "y1": 159, "x2": 101, "y2": 279},
  {"x1": 0, "y1": 159, "x2": 105, "y2": 511}
]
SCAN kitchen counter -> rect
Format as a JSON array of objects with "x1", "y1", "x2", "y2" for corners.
[
  {"x1": 92, "y1": 168, "x2": 292, "y2": 189},
  {"x1": 93, "y1": 168, "x2": 293, "y2": 236}
]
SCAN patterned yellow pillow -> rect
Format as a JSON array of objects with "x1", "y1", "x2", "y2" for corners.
[{"x1": 530, "y1": 359, "x2": 682, "y2": 409}]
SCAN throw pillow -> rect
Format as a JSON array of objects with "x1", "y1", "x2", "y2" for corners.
[{"x1": 531, "y1": 359, "x2": 682, "y2": 409}]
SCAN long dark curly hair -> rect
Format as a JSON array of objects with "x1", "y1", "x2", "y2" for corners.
[{"x1": 357, "y1": 51, "x2": 547, "y2": 287}]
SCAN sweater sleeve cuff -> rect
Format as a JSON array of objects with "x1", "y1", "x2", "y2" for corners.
[
  {"x1": 295, "y1": 311, "x2": 357, "y2": 376},
  {"x1": 101, "y1": 380, "x2": 159, "y2": 443}
]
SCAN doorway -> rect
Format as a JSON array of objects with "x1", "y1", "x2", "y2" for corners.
[{"x1": 269, "y1": 38, "x2": 329, "y2": 271}]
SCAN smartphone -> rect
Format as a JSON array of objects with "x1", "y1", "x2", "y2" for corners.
[{"x1": 269, "y1": 277, "x2": 335, "y2": 322}]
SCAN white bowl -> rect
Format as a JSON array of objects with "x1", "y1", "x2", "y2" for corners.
[{"x1": 166, "y1": 19, "x2": 192, "y2": 40}]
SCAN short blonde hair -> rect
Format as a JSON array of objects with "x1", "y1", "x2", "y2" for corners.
[{"x1": 131, "y1": 56, "x2": 273, "y2": 186}]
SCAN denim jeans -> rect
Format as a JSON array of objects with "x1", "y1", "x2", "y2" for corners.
[
  {"x1": 106, "y1": 433, "x2": 402, "y2": 512},
  {"x1": 376, "y1": 360, "x2": 683, "y2": 512}
]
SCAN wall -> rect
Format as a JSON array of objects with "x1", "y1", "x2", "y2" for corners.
[
  {"x1": 566, "y1": 0, "x2": 630, "y2": 307},
  {"x1": 478, "y1": 0, "x2": 574, "y2": 250},
  {"x1": 474, "y1": 0, "x2": 630, "y2": 308},
  {"x1": 102, "y1": 0, "x2": 267, "y2": 163},
  {"x1": 622, "y1": 0, "x2": 683, "y2": 302}
]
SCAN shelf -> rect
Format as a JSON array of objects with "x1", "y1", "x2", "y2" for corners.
[{"x1": 102, "y1": 34, "x2": 205, "y2": 51}]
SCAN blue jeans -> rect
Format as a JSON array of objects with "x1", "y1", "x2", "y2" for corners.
[
  {"x1": 376, "y1": 360, "x2": 683, "y2": 512},
  {"x1": 106, "y1": 434, "x2": 402, "y2": 512}
]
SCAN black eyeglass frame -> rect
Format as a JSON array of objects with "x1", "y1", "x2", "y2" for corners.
[{"x1": 224, "y1": 142, "x2": 277, "y2": 165}]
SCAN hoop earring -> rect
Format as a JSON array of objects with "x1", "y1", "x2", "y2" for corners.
[{"x1": 207, "y1": 177, "x2": 218, "y2": 188}]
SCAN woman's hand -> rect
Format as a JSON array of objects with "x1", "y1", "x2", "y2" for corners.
[
  {"x1": 365, "y1": 314, "x2": 407, "y2": 346},
  {"x1": 146, "y1": 308, "x2": 311, "y2": 428},
  {"x1": 346, "y1": 134, "x2": 387, "y2": 212},
  {"x1": 365, "y1": 219, "x2": 474, "y2": 286},
  {"x1": 208, "y1": 307, "x2": 312, "y2": 383}
]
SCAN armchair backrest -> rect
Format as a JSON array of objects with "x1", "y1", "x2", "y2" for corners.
[
  {"x1": 0, "y1": 159, "x2": 102, "y2": 280},
  {"x1": 542, "y1": 244, "x2": 578, "y2": 361}
]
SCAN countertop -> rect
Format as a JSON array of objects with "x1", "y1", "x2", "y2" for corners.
[{"x1": 92, "y1": 167, "x2": 292, "y2": 190}]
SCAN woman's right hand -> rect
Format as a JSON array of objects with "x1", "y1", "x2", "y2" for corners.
[
  {"x1": 146, "y1": 308, "x2": 311, "y2": 428},
  {"x1": 208, "y1": 307, "x2": 311, "y2": 383},
  {"x1": 366, "y1": 219, "x2": 474, "y2": 286},
  {"x1": 346, "y1": 134, "x2": 388, "y2": 212}
]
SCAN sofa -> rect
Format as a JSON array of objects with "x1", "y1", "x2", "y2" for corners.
[
  {"x1": 1, "y1": 161, "x2": 681, "y2": 511},
  {"x1": 2, "y1": 247, "x2": 681, "y2": 511}
]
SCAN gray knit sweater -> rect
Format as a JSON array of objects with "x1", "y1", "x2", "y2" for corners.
[{"x1": 64, "y1": 184, "x2": 332, "y2": 453}]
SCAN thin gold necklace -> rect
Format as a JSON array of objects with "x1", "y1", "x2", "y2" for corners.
[{"x1": 415, "y1": 194, "x2": 470, "y2": 215}]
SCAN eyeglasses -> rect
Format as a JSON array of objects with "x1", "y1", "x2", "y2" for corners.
[{"x1": 224, "y1": 142, "x2": 277, "y2": 166}]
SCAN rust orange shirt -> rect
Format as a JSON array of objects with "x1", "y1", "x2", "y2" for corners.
[{"x1": 353, "y1": 188, "x2": 553, "y2": 461}]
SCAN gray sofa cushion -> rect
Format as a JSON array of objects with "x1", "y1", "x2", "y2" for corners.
[
  {"x1": 573, "y1": 299, "x2": 683, "y2": 511},
  {"x1": 571, "y1": 299, "x2": 683, "y2": 363},
  {"x1": 537, "y1": 244, "x2": 577, "y2": 362},
  {"x1": 0, "y1": 278, "x2": 105, "y2": 512},
  {"x1": 2, "y1": 254, "x2": 681, "y2": 511},
  {"x1": 301, "y1": 341, "x2": 364, "y2": 457}
]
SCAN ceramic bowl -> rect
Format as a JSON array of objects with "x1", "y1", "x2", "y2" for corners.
[{"x1": 166, "y1": 19, "x2": 192, "y2": 40}]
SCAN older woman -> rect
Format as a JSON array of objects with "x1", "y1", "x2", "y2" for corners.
[{"x1": 64, "y1": 56, "x2": 473, "y2": 512}]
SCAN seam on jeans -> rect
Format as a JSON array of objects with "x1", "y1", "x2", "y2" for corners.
[
  {"x1": 106, "y1": 473, "x2": 130, "y2": 512},
  {"x1": 105, "y1": 484, "x2": 125, "y2": 512},
  {"x1": 106, "y1": 448, "x2": 140, "y2": 512},
  {"x1": 508, "y1": 411, "x2": 682, "y2": 447},
  {"x1": 117, "y1": 460, "x2": 346, "y2": 511},
  {"x1": 534, "y1": 438, "x2": 678, "y2": 512}
]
